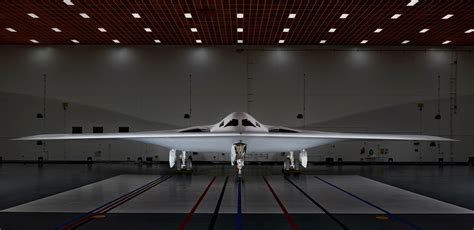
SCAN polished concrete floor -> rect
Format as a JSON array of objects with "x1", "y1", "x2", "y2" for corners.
[{"x1": 0, "y1": 163, "x2": 473, "y2": 229}]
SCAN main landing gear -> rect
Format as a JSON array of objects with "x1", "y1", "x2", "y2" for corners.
[
  {"x1": 169, "y1": 149, "x2": 193, "y2": 174},
  {"x1": 283, "y1": 149, "x2": 308, "y2": 174}
]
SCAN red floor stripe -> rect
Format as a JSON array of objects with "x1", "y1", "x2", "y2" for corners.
[
  {"x1": 263, "y1": 176, "x2": 299, "y2": 230},
  {"x1": 179, "y1": 176, "x2": 217, "y2": 230}
]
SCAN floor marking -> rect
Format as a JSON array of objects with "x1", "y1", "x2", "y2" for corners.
[
  {"x1": 54, "y1": 175, "x2": 172, "y2": 230},
  {"x1": 285, "y1": 176, "x2": 349, "y2": 230},
  {"x1": 236, "y1": 176, "x2": 243, "y2": 230},
  {"x1": 208, "y1": 176, "x2": 229, "y2": 230},
  {"x1": 179, "y1": 176, "x2": 216, "y2": 230},
  {"x1": 263, "y1": 176, "x2": 299, "y2": 230},
  {"x1": 314, "y1": 176, "x2": 423, "y2": 230}
]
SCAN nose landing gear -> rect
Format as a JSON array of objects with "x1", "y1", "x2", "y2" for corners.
[{"x1": 231, "y1": 143, "x2": 247, "y2": 175}]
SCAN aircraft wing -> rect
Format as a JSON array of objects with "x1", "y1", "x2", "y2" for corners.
[{"x1": 13, "y1": 130, "x2": 454, "y2": 154}]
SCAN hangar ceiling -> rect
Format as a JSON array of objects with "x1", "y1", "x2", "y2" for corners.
[{"x1": 0, "y1": 0, "x2": 472, "y2": 45}]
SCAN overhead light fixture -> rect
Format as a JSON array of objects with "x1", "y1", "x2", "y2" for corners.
[
  {"x1": 98, "y1": 27, "x2": 107, "y2": 32},
  {"x1": 154, "y1": 39, "x2": 161, "y2": 43},
  {"x1": 30, "y1": 39, "x2": 39, "y2": 43},
  {"x1": 320, "y1": 40, "x2": 326, "y2": 44},
  {"x1": 278, "y1": 40, "x2": 285, "y2": 44},
  {"x1": 288, "y1": 13, "x2": 296, "y2": 19},
  {"x1": 465, "y1": 29, "x2": 474, "y2": 33},
  {"x1": 6, "y1": 28, "x2": 16, "y2": 32},
  {"x1": 328, "y1": 28, "x2": 336, "y2": 33},
  {"x1": 237, "y1": 13, "x2": 244, "y2": 18},
  {"x1": 196, "y1": 39, "x2": 202, "y2": 43},
  {"x1": 391, "y1": 14, "x2": 401, "y2": 19},
  {"x1": 191, "y1": 28, "x2": 198, "y2": 32},
  {"x1": 419, "y1": 28, "x2": 429, "y2": 33},
  {"x1": 283, "y1": 28, "x2": 290, "y2": 32},
  {"x1": 374, "y1": 28, "x2": 383, "y2": 33},
  {"x1": 406, "y1": 0, "x2": 418, "y2": 6},
  {"x1": 63, "y1": 0, "x2": 74, "y2": 6},
  {"x1": 340, "y1": 13, "x2": 349, "y2": 19},
  {"x1": 237, "y1": 40, "x2": 243, "y2": 44},
  {"x1": 360, "y1": 40, "x2": 368, "y2": 44},
  {"x1": 52, "y1": 27, "x2": 62, "y2": 32},
  {"x1": 442, "y1": 14, "x2": 453, "y2": 19},
  {"x1": 71, "y1": 39, "x2": 79, "y2": 43},
  {"x1": 442, "y1": 40, "x2": 451, "y2": 44},
  {"x1": 27, "y1": 13, "x2": 39, "y2": 18},
  {"x1": 132, "y1": 13, "x2": 141, "y2": 18},
  {"x1": 79, "y1": 13, "x2": 90, "y2": 18},
  {"x1": 237, "y1": 28, "x2": 243, "y2": 32},
  {"x1": 184, "y1": 13, "x2": 192, "y2": 18},
  {"x1": 113, "y1": 39, "x2": 120, "y2": 43},
  {"x1": 144, "y1": 28, "x2": 152, "y2": 32},
  {"x1": 401, "y1": 40, "x2": 410, "y2": 44}
]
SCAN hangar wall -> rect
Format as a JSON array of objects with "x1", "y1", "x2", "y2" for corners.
[{"x1": 0, "y1": 45, "x2": 473, "y2": 162}]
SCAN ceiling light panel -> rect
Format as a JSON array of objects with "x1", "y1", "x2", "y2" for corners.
[
  {"x1": 144, "y1": 28, "x2": 152, "y2": 32},
  {"x1": 237, "y1": 28, "x2": 243, "y2": 32},
  {"x1": 191, "y1": 28, "x2": 198, "y2": 32},
  {"x1": 283, "y1": 28, "x2": 290, "y2": 32},
  {"x1": 442, "y1": 14, "x2": 453, "y2": 19},
  {"x1": 237, "y1": 13, "x2": 244, "y2": 18},
  {"x1": 184, "y1": 13, "x2": 192, "y2": 18},
  {"x1": 98, "y1": 28, "x2": 107, "y2": 32},
  {"x1": 132, "y1": 13, "x2": 141, "y2": 18},
  {"x1": 391, "y1": 14, "x2": 401, "y2": 19},
  {"x1": 374, "y1": 28, "x2": 383, "y2": 33},
  {"x1": 52, "y1": 28, "x2": 62, "y2": 32},
  {"x1": 328, "y1": 28, "x2": 336, "y2": 32},
  {"x1": 27, "y1": 13, "x2": 39, "y2": 18},
  {"x1": 340, "y1": 13, "x2": 349, "y2": 19},
  {"x1": 419, "y1": 28, "x2": 429, "y2": 33},
  {"x1": 6, "y1": 28, "x2": 16, "y2": 32},
  {"x1": 79, "y1": 13, "x2": 90, "y2": 18},
  {"x1": 407, "y1": 0, "x2": 418, "y2": 6},
  {"x1": 288, "y1": 13, "x2": 296, "y2": 19}
]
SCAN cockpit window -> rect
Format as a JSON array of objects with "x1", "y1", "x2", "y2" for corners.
[
  {"x1": 255, "y1": 122, "x2": 261, "y2": 127},
  {"x1": 224, "y1": 119, "x2": 239, "y2": 127},
  {"x1": 242, "y1": 119, "x2": 256, "y2": 127},
  {"x1": 219, "y1": 121, "x2": 224, "y2": 127}
]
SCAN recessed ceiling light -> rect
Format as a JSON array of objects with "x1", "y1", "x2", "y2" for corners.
[
  {"x1": 406, "y1": 0, "x2": 418, "y2": 6},
  {"x1": 30, "y1": 39, "x2": 39, "y2": 43},
  {"x1": 6, "y1": 28, "x2": 16, "y2": 32},
  {"x1": 63, "y1": 0, "x2": 74, "y2": 6},
  {"x1": 442, "y1": 14, "x2": 453, "y2": 20},
  {"x1": 237, "y1": 13, "x2": 244, "y2": 18},
  {"x1": 391, "y1": 14, "x2": 401, "y2": 19},
  {"x1": 419, "y1": 28, "x2": 429, "y2": 33},
  {"x1": 465, "y1": 29, "x2": 474, "y2": 33},
  {"x1": 237, "y1": 28, "x2": 243, "y2": 32},
  {"x1": 71, "y1": 39, "x2": 79, "y2": 43},
  {"x1": 144, "y1": 28, "x2": 152, "y2": 32},
  {"x1": 154, "y1": 39, "x2": 161, "y2": 43},
  {"x1": 360, "y1": 40, "x2": 368, "y2": 44},
  {"x1": 196, "y1": 39, "x2": 202, "y2": 43},
  {"x1": 132, "y1": 13, "x2": 141, "y2": 19},
  {"x1": 401, "y1": 40, "x2": 410, "y2": 44},
  {"x1": 191, "y1": 28, "x2": 198, "y2": 32},
  {"x1": 184, "y1": 13, "x2": 192, "y2": 18},
  {"x1": 320, "y1": 40, "x2": 326, "y2": 44},
  {"x1": 278, "y1": 40, "x2": 285, "y2": 44},
  {"x1": 288, "y1": 13, "x2": 296, "y2": 19},
  {"x1": 52, "y1": 28, "x2": 62, "y2": 32},
  {"x1": 374, "y1": 28, "x2": 383, "y2": 33},
  {"x1": 340, "y1": 13, "x2": 349, "y2": 19},
  {"x1": 237, "y1": 40, "x2": 243, "y2": 44},
  {"x1": 79, "y1": 13, "x2": 90, "y2": 18},
  {"x1": 328, "y1": 28, "x2": 336, "y2": 33},
  {"x1": 283, "y1": 28, "x2": 290, "y2": 32},
  {"x1": 27, "y1": 13, "x2": 39, "y2": 18},
  {"x1": 442, "y1": 40, "x2": 451, "y2": 44},
  {"x1": 98, "y1": 28, "x2": 107, "y2": 32},
  {"x1": 113, "y1": 39, "x2": 120, "y2": 44}
]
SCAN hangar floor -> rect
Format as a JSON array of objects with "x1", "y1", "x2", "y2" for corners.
[{"x1": 0, "y1": 164, "x2": 473, "y2": 229}]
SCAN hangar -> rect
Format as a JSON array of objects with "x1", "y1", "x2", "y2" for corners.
[{"x1": 0, "y1": 0, "x2": 473, "y2": 229}]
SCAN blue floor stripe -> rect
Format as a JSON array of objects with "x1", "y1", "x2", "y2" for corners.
[
  {"x1": 236, "y1": 176, "x2": 243, "y2": 230},
  {"x1": 314, "y1": 176, "x2": 423, "y2": 230}
]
